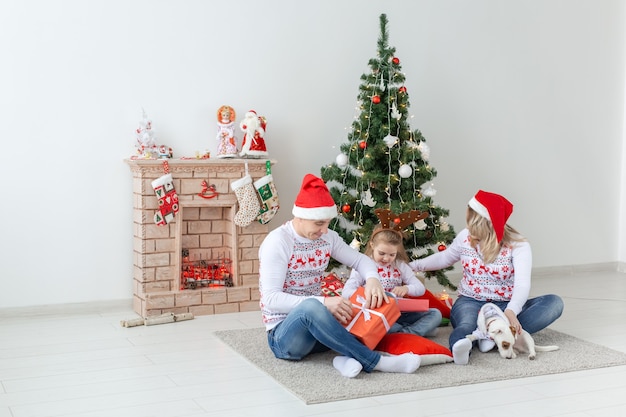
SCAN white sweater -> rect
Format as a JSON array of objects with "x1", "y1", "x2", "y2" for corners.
[
  {"x1": 409, "y1": 228, "x2": 532, "y2": 315},
  {"x1": 258, "y1": 221, "x2": 380, "y2": 331}
]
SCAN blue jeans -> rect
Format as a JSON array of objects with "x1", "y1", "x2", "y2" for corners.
[
  {"x1": 449, "y1": 294, "x2": 564, "y2": 350},
  {"x1": 390, "y1": 308, "x2": 442, "y2": 336},
  {"x1": 266, "y1": 298, "x2": 381, "y2": 372}
]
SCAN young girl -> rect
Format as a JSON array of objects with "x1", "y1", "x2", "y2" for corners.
[{"x1": 342, "y1": 226, "x2": 442, "y2": 337}]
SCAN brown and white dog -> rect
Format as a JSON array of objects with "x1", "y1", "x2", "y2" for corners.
[{"x1": 467, "y1": 303, "x2": 559, "y2": 360}]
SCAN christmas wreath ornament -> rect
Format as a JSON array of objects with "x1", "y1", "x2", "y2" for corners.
[
  {"x1": 398, "y1": 164, "x2": 412, "y2": 178},
  {"x1": 152, "y1": 160, "x2": 179, "y2": 226}
]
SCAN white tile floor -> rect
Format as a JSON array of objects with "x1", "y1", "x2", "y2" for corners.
[{"x1": 1, "y1": 269, "x2": 625, "y2": 417}]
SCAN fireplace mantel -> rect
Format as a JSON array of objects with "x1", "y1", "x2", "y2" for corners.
[{"x1": 125, "y1": 158, "x2": 275, "y2": 317}]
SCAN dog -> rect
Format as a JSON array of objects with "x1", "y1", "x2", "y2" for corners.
[{"x1": 467, "y1": 303, "x2": 559, "y2": 360}]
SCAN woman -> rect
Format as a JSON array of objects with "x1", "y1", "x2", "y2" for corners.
[{"x1": 410, "y1": 190, "x2": 564, "y2": 365}]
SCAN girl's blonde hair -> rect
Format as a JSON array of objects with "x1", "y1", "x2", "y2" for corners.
[
  {"x1": 465, "y1": 206, "x2": 526, "y2": 264},
  {"x1": 365, "y1": 226, "x2": 410, "y2": 263}
]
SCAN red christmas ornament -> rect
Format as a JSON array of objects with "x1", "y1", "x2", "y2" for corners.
[
  {"x1": 398, "y1": 86, "x2": 407, "y2": 93},
  {"x1": 358, "y1": 140, "x2": 367, "y2": 149},
  {"x1": 372, "y1": 95, "x2": 381, "y2": 104},
  {"x1": 392, "y1": 57, "x2": 400, "y2": 65},
  {"x1": 342, "y1": 204, "x2": 351, "y2": 213},
  {"x1": 438, "y1": 244, "x2": 447, "y2": 252}
]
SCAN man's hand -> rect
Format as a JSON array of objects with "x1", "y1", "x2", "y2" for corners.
[{"x1": 324, "y1": 296, "x2": 355, "y2": 325}]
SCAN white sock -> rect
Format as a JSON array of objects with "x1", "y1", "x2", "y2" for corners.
[
  {"x1": 452, "y1": 338, "x2": 472, "y2": 365},
  {"x1": 333, "y1": 356, "x2": 362, "y2": 378},
  {"x1": 373, "y1": 353, "x2": 421, "y2": 373},
  {"x1": 478, "y1": 339, "x2": 496, "y2": 353}
]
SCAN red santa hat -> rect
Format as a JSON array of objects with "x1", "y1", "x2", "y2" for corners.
[
  {"x1": 292, "y1": 174, "x2": 337, "y2": 220},
  {"x1": 468, "y1": 190, "x2": 513, "y2": 243}
]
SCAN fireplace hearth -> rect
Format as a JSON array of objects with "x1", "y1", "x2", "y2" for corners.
[{"x1": 125, "y1": 158, "x2": 274, "y2": 317}]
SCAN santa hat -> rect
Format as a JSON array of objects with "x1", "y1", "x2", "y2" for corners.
[
  {"x1": 292, "y1": 174, "x2": 337, "y2": 220},
  {"x1": 468, "y1": 190, "x2": 513, "y2": 243}
]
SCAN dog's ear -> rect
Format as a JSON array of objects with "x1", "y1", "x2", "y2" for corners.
[{"x1": 509, "y1": 326, "x2": 517, "y2": 336}]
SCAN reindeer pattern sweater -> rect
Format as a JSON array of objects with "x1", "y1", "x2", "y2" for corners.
[
  {"x1": 258, "y1": 221, "x2": 380, "y2": 331},
  {"x1": 409, "y1": 228, "x2": 532, "y2": 315}
]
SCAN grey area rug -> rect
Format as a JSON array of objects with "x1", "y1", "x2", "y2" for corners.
[{"x1": 214, "y1": 326, "x2": 626, "y2": 404}]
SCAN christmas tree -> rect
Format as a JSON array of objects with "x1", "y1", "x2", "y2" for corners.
[{"x1": 321, "y1": 14, "x2": 457, "y2": 290}]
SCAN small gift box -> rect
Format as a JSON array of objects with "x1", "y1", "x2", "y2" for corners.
[
  {"x1": 396, "y1": 297, "x2": 429, "y2": 312},
  {"x1": 344, "y1": 287, "x2": 400, "y2": 349},
  {"x1": 321, "y1": 273, "x2": 344, "y2": 297}
]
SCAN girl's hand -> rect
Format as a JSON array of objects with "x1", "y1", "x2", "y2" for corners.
[
  {"x1": 391, "y1": 285, "x2": 409, "y2": 298},
  {"x1": 364, "y1": 277, "x2": 389, "y2": 308}
]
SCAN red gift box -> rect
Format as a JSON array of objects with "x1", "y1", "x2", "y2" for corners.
[
  {"x1": 344, "y1": 287, "x2": 400, "y2": 349},
  {"x1": 321, "y1": 273, "x2": 344, "y2": 297},
  {"x1": 396, "y1": 297, "x2": 429, "y2": 312}
]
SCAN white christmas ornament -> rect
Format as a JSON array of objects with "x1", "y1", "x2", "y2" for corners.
[
  {"x1": 383, "y1": 134, "x2": 398, "y2": 148},
  {"x1": 335, "y1": 153, "x2": 348, "y2": 167},
  {"x1": 391, "y1": 103, "x2": 401, "y2": 120},
  {"x1": 440, "y1": 221, "x2": 450, "y2": 232},
  {"x1": 350, "y1": 238, "x2": 361, "y2": 251},
  {"x1": 414, "y1": 219, "x2": 427, "y2": 230},
  {"x1": 422, "y1": 184, "x2": 437, "y2": 197},
  {"x1": 417, "y1": 141, "x2": 430, "y2": 161},
  {"x1": 398, "y1": 164, "x2": 412, "y2": 178},
  {"x1": 361, "y1": 189, "x2": 376, "y2": 207}
]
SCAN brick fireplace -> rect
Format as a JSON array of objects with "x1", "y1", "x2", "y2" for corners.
[{"x1": 125, "y1": 158, "x2": 274, "y2": 317}]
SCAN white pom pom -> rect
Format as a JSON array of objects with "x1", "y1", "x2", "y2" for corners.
[
  {"x1": 336, "y1": 153, "x2": 348, "y2": 167},
  {"x1": 398, "y1": 164, "x2": 412, "y2": 178}
]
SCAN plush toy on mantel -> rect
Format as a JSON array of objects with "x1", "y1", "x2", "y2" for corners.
[{"x1": 239, "y1": 110, "x2": 268, "y2": 158}]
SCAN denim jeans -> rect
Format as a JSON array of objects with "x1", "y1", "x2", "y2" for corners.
[
  {"x1": 449, "y1": 294, "x2": 564, "y2": 350},
  {"x1": 266, "y1": 298, "x2": 381, "y2": 372},
  {"x1": 390, "y1": 308, "x2": 443, "y2": 336}
]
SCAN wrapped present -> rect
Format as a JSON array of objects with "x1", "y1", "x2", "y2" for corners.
[
  {"x1": 344, "y1": 287, "x2": 400, "y2": 349},
  {"x1": 396, "y1": 297, "x2": 429, "y2": 312},
  {"x1": 321, "y1": 273, "x2": 344, "y2": 297}
]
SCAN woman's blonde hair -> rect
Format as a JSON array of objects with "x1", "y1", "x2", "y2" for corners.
[
  {"x1": 365, "y1": 225, "x2": 410, "y2": 263},
  {"x1": 465, "y1": 206, "x2": 526, "y2": 264}
]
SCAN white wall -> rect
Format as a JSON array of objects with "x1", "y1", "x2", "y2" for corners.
[{"x1": 0, "y1": 0, "x2": 624, "y2": 308}]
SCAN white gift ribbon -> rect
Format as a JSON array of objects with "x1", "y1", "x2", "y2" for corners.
[{"x1": 345, "y1": 294, "x2": 391, "y2": 332}]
